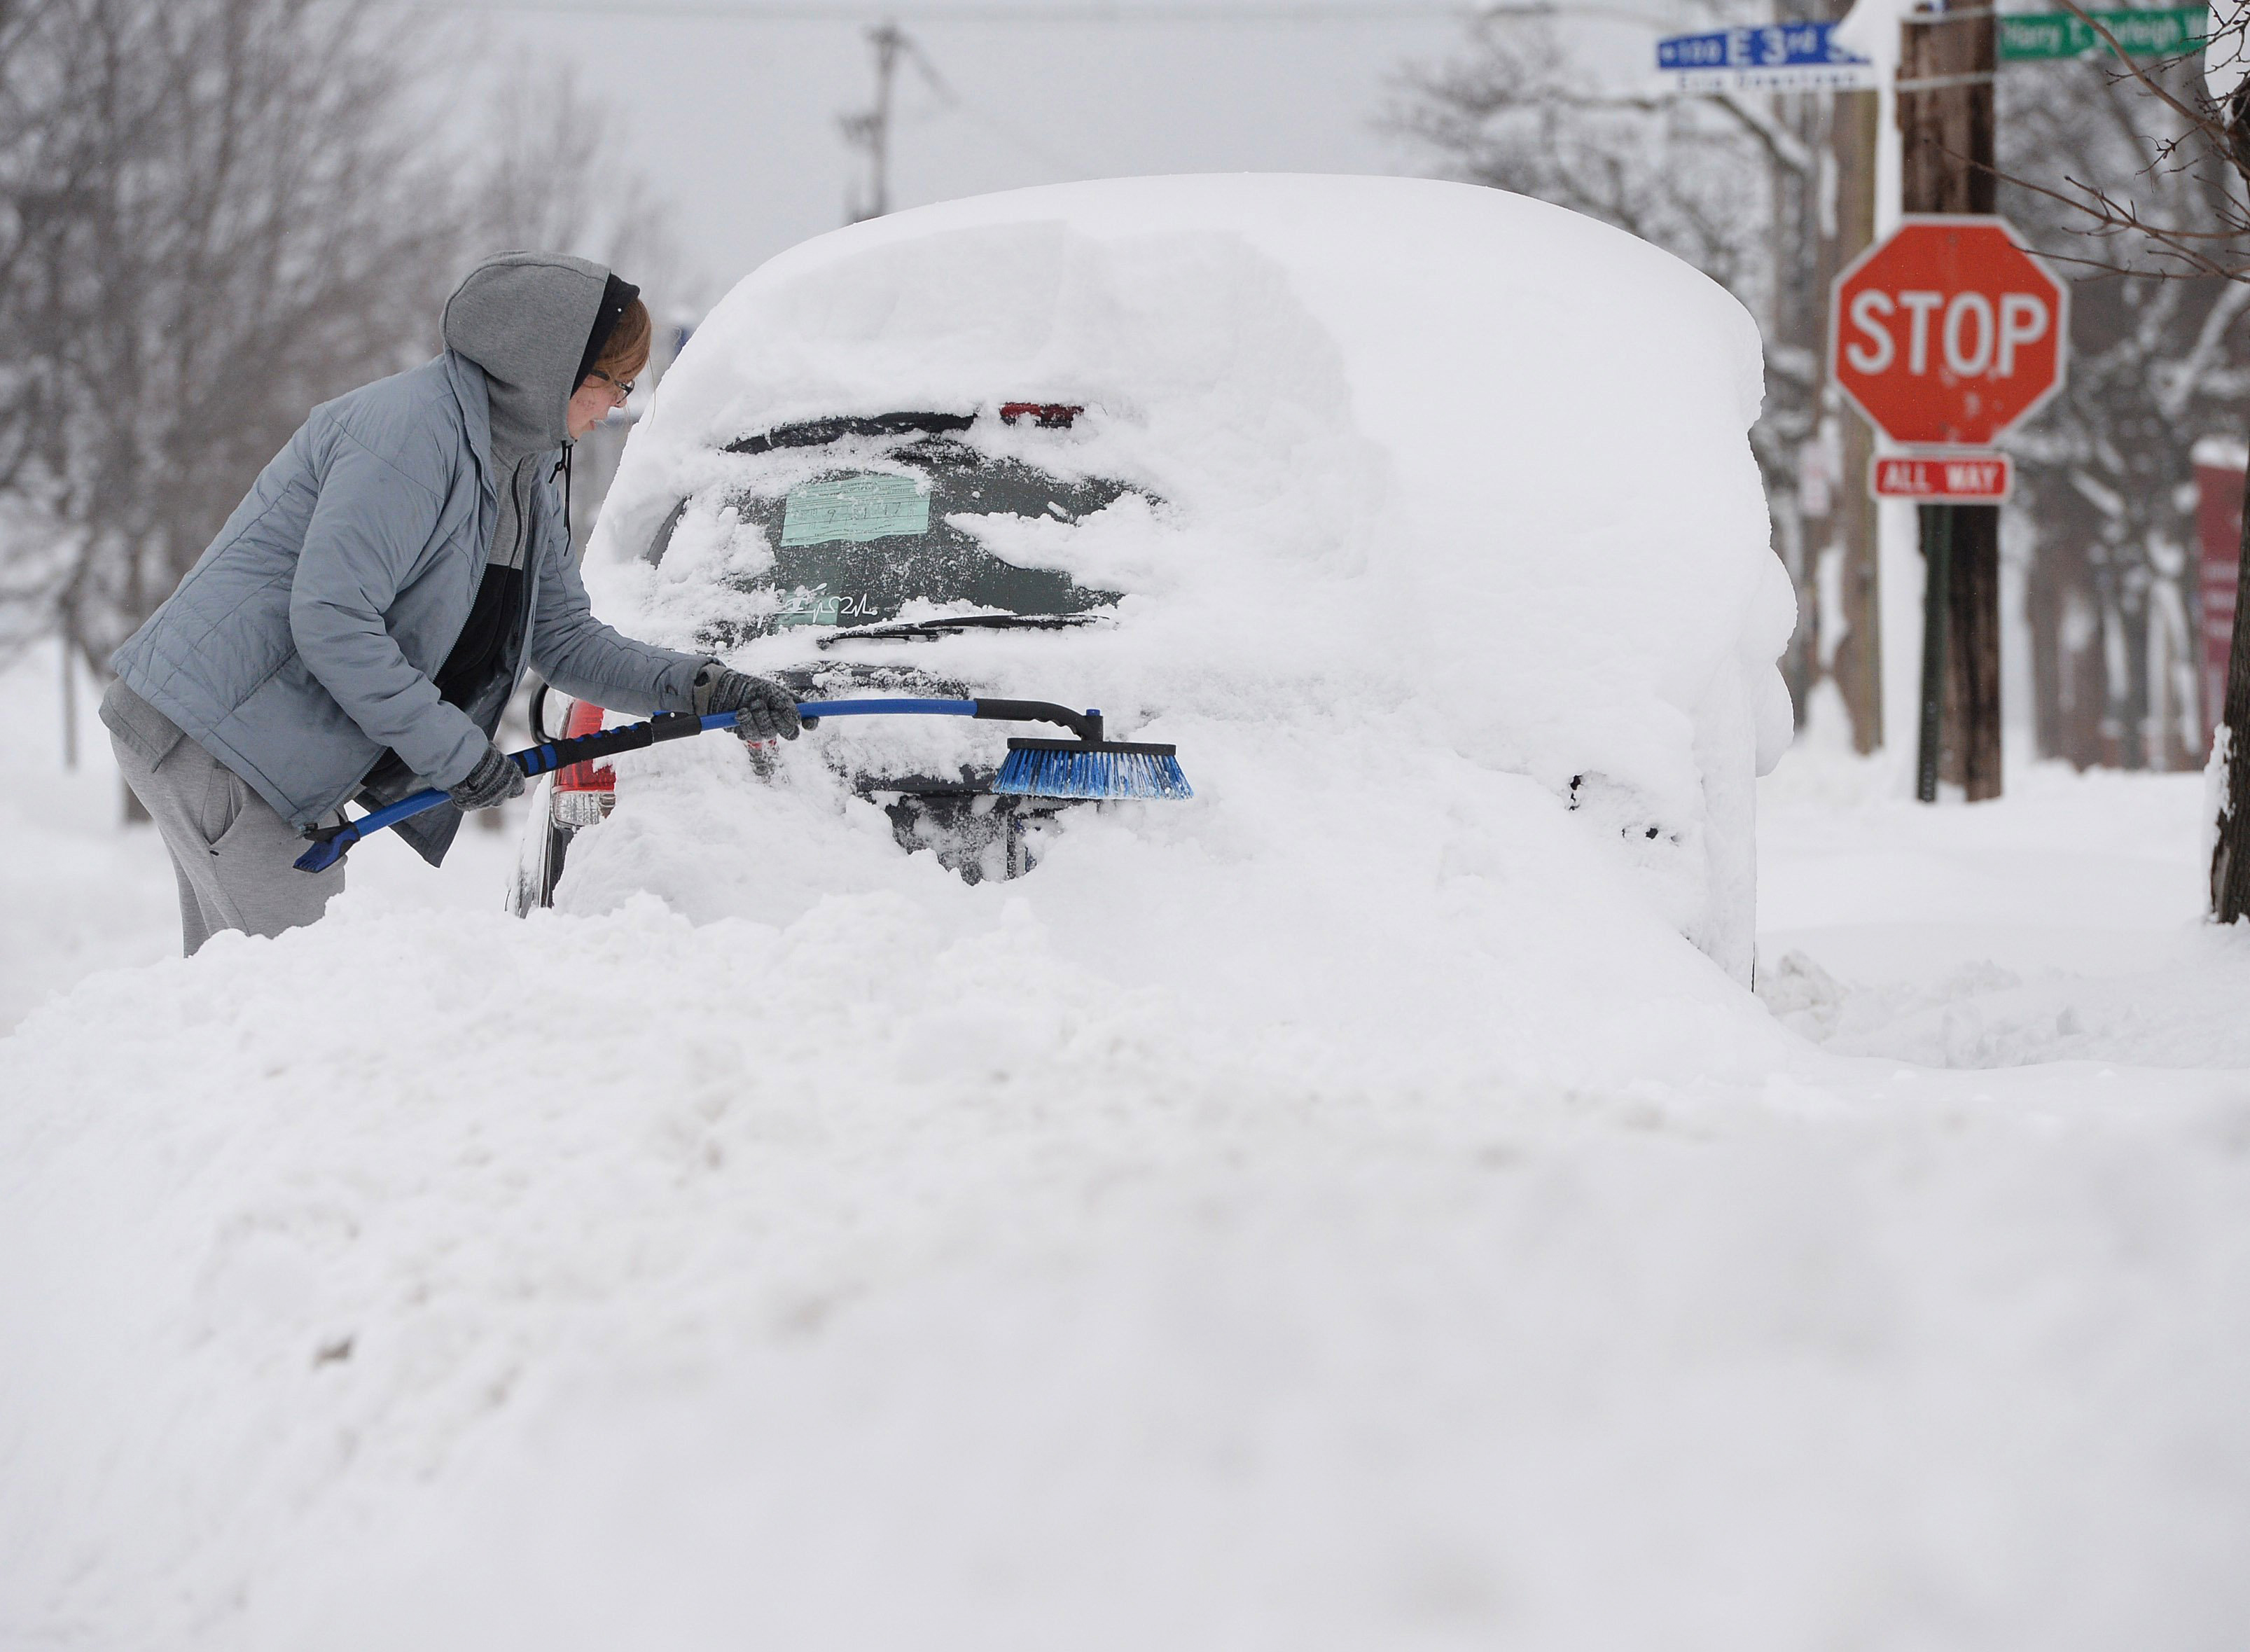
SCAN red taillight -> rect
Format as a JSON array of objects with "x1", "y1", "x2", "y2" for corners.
[
  {"x1": 999, "y1": 402, "x2": 1082, "y2": 429},
  {"x1": 554, "y1": 699, "x2": 615, "y2": 791},
  {"x1": 552, "y1": 699, "x2": 615, "y2": 826}
]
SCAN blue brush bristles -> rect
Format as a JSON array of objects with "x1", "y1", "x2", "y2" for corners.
[{"x1": 994, "y1": 744, "x2": 1194, "y2": 800}]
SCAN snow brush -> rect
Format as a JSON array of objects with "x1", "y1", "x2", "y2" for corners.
[
  {"x1": 292, "y1": 697, "x2": 1190, "y2": 873},
  {"x1": 793, "y1": 697, "x2": 1190, "y2": 801}
]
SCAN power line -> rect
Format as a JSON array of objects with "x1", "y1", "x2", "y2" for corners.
[
  {"x1": 361, "y1": 1, "x2": 1500, "y2": 20},
  {"x1": 838, "y1": 19, "x2": 1105, "y2": 222},
  {"x1": 877, "y1": 25, "x2": 1102, "y2": 183}
]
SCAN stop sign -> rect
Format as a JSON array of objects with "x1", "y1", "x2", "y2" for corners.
[{"x1": 1830, "y1": 216, "x2": 2068, "y2": 446}]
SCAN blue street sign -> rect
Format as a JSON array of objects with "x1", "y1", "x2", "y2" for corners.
[{"x1": 1657, "y1": 22, "x2": 1877, "y2": 90}]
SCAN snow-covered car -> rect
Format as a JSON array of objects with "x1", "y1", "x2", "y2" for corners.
[
  {"x1": 513, "y1": 401, "x2": 1151, "y2": 907},
  {"x1": 523, "y1": 175, "x2": 1793, "y2": 985}
]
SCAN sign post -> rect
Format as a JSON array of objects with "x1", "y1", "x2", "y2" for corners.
[{"x1": 1831, "y1": 213, "x2": 2068, "y2": 799}]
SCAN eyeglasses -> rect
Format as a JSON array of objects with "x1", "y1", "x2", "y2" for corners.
[{"x1": 586, "y1": 368, "x2": 636, "y2": 403}]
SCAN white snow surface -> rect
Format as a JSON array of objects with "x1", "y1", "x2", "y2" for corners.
[
  {"x1": 589, "y1": 176, "x2": 1795, "y2": 978},
  {"x1": 4, "y1": 181, "x2": 2247, "y2": 1644},
  {"x1": 2, "y1": 641, "x2": 2249, "y2": 1647},
  {"x1": 0, "y1": 645, "x2": 525, "y2": 1039}
]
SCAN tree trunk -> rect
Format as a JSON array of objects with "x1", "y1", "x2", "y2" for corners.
[
  {"x1": 2028, "y1": 562, "x2": 2064, "y2": 760},
  {"x1": 60, "y1": 627, "x2": 78, "y2": 771},
  {"x1": 2209, "y1": 459, "x2": 2250, "y2": 922},
  {"x1": 2121, "y1": 585, "x2": 2151, "y2": 771}
]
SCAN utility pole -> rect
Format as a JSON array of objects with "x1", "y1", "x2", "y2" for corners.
[
  {"x1": 1826, "y1": 6, "x2": 1883, "y2": 754},
  {"x1": 841, "y1": 21, "x2": 907, "y2": 223},
  {"x1": 1898, "y1": 1, "x2": 2001, "y2": 800},
  {"x1": 1770, "y1": 0, "x2": 1826, "y2": 730}
]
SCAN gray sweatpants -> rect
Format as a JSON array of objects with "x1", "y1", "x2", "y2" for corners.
[{"x1": 108, "y1": 712, "x2": 345, "y2": 957}]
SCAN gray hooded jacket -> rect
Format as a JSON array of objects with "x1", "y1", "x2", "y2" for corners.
[{"x1": 107, "y1": 253, "x2": 704, "y2": 854}]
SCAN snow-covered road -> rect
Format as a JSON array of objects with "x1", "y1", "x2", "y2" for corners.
[{"x1": 3, "y1": 644, "x2": 2246, "y2": 1649}]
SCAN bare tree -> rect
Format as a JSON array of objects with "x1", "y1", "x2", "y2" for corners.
[
  {"x1": 459, "y1": 50, "x2": 695, "y2": 307},
  {"x1": 1397, "y1": 4, "x2": 2250, "y2": 799},
  {"x1": 2003, "y1": 4, "x2": 2250, "y2": 282},
  {"x1": 1988, "y1": 0, "x2": 2250, "y2": 918},
  {"x1": 0, "y1": 1, "x2": 692, "y2": 779},
  {"x1": 1999, "y1": 53, "x2": 2250, "y2": 773},
  {"x1": 0, "y1": 0, "x2": 464, "y2": 679},
  {"x1": 1393, "y1": 19, "x2": 1775, "y2": 314},
  {"x1": 1391, "y1": 8, "x2": 1840, "y2": 729}
]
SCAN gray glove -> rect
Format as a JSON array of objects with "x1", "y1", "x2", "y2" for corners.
[
  {"x1": 693, "y1": 664, "x2": 802, "y2": 742},
  {"x1": 448, "y1": 743, "x2": 527, "y2": 811}
]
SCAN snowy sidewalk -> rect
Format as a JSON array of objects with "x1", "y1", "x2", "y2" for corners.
[{"x1": 1758, "y1": 737, "x2": 2250, "y2": 1069}]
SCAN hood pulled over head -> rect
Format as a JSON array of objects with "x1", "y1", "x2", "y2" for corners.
[{"x1": 443, "y1": 251, "x2": 623, "y2": 464}]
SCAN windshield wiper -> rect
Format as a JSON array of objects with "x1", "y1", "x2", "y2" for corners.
[
  {"x1": 816, "y1": 613, "x2": 1109, "y2": 648},
  {"x1": 726, "y1": 411, "x2": 973, "y2": 457}
]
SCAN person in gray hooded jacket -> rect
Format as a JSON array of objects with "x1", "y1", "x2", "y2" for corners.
[{"x1": 103, "y1": 252, "x2": 798, "y2": 955}]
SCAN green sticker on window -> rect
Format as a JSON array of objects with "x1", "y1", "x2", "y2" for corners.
[{"x1": 781, "y1": 473, "x2": 930, "y2": 547}]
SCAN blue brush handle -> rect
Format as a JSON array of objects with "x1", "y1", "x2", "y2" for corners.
[
  {"x1": 794, "y1": 698, "x2": 975, "y2": 721},
  {"x1": 291, "y1": 698, "x2": 1002, "y2": 874}
]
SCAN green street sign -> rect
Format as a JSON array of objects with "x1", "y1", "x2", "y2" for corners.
[{"x1": 1999, "y1": 6, "x2": 2207, "y2": 61}]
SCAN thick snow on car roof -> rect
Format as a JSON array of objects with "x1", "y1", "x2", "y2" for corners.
[{"x1": 592, "y1": 174, "x2": 1791, "y2": 976}]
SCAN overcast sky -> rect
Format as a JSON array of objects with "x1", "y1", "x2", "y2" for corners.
[{"x1": 428, "y1": 1, "x2": 1480, "y2": 312}]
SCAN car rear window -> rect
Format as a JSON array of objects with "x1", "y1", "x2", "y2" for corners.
[{"x1": 650, "y1": 428, "x2": 1133, "y2": 643}]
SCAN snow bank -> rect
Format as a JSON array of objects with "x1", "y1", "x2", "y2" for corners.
[
  {"x1": 0, "y1": 641, "x2": 525, "y2": 1034},
  {"x1": 592, "y1": 175, "x2": 1795, "y2": 980},
  {"x1": 0, "y1": 642, "x2": 176, "y2": 1031},
  {"x1": 15, "y1": 183, "x2": 2243, "y2": 1651},
  {"x1": 5, "y1": 893, "x2": 2248, "y2": 1651},
  {"x1": 5, "y1": 681, "x2": 2249, "y2": 1648}
]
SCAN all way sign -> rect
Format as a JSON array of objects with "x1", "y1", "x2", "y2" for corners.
[
  {"x1": 1657, "y1": 22, "x2": 1878, "y2": 91},
  {"x1": 1871, "y1": 453, "x2": 2013, "y2": 501}
]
